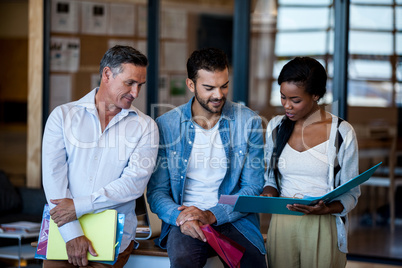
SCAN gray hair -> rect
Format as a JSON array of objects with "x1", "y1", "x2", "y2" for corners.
[{"x1": 99, "y1": 45, "x2": 148, "y2": 78}]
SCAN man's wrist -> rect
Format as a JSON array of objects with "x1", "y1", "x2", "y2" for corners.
[{"x1": 206, "y1": 210, "x2": 217, "y2": 225}]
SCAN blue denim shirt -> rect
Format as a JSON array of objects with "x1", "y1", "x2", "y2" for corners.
[{"x1": 147, "y1": 97, "x2": 266, "y2": 254}]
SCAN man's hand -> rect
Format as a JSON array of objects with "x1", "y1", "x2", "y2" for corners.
[
  {"x1": 260, "y1": 186, "x2": 279, "y2": 197},
  {"x1": 179, "y1": 220, "x2": 207, "y2": 242},
  {"x1": 176, "y1": 206, "x2": 216, "y2": 226},
  {"x1": 66, "y1": 236, "x2": 97, "y2": 267},
  {"x1": 50, "y1": 198, "x2": 77, "y2": 227}
]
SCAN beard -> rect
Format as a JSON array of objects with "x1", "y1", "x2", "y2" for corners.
[{"x1": 194, "y1": 85, "x2": 226, "y2": 114}]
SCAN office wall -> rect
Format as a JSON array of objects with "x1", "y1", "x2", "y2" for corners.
[{"x1": 0, "y1": 1, "x2": 28, "y2": 113}]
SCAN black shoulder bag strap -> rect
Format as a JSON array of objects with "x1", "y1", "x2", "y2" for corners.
[
  {"x1": 271, "y1": 124, "x2": 280, "y2": 189},
  {"x1": 333, "y1": 118, "x2": 344, "y2": 188}
]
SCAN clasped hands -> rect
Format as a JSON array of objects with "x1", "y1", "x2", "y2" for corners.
[
  {"x1": 50, "y1": 198, "x2": 97, "y2": 266},
  {"x1": 176, "y1": 205, "x2": 216, "y2": 242}
]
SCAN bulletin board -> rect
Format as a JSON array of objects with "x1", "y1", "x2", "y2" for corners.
[
  {"x1": 48, "y1": 0, "x2": 148, "y2": 113},
  {"x1": 47, "y1": 0, "x2": 229, "y2": 117}
]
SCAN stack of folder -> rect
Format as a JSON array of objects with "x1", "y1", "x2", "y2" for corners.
[
  {"x1": 47, "y1": 209, "x2": 117, "y2": 261},
  {"x1": 35, "y1": 206, "x2": 123, "y2": 264}
]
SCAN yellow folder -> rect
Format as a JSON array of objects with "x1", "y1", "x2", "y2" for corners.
[{"x1": 46, "y1": 209, "x2": 117, "y2": 261}]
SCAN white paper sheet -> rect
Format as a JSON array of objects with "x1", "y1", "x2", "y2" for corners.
[
  {"x1": 137, "y1": 40, "x2": 147, "y2": 56},
  {"x1": 163, "y1": 42, "x2": 187, "y2": 71},
  {"x1": 81, "y1": 2, "x2": 108, "y2": 35},
  {"x1": 137, "y1": 5, "x2": 148, "y2": 37},
  {"x1": 51, "y1": 0, "x2": 79, "y2": 33},
  {"x1": 108, "y1": 3, "x2": 135, "y2": 36},
  {"x1": 161, "y1": 9, "x2": 187, "y2": 40},
  {"x1": 50, "y1": 74, "x2": 72, "y2": 112},
  {"x1": 91, "y1": 73, "x2": 101, "y2": 90},
  {"x1": 50, "y1": 37, "x2": 80, "y2": 72}
]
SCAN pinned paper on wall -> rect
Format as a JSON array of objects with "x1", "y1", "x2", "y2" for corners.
[
  {"x1": 163, "y1": 42, "x2": 187, "y2": 72},
  {"x1": 137, "y1": 5, "x2": 148, "y2": 37},
  {"x1": 50, "y1": 37, "x2": 80, "y2": 72},
  {"x1": 49, "y1": 74, "x2": 72, "y2": 112},
  {"x1": 137, "y1": 41, "x2": 147, "y2": 57},
  {"x1": 108, "y1": 3, "x2": 135, "y2": 36},
  {"x1": 91, "y1": 73, "x2": 101, "y2": 90},
  {"x1": 51, "y1": 0, "x2": 79, "y2": 33},
  {"x1": 81, "y1": 2, "x2": 108, "y2": 35},
  {"x1": 161, "y1": 9, "x2": 187, "y2": 40}
]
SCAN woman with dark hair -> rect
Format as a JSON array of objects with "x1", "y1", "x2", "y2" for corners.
[{"x1": 262, "y1": 57, "x2": 360, "y2": 268}]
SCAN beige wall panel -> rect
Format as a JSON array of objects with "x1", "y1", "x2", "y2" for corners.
[{"x1": 27, "y1": 0, "x2": 43, "y2": 188}]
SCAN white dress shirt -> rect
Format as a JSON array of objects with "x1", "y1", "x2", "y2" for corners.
[{"x1": 42, "y1": 88, "x2": 159, "y2": 252}]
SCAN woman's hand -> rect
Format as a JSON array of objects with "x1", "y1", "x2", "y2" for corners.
[{"x1": 287, "y1": 200, "x2": 344, "y2": 215}]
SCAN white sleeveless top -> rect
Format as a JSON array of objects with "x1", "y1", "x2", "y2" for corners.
[
  {"x1": 279, "y1": 141, "x2": 330, "y2": 198},
  {"x1": 183, "y1": 121, "x2": 227, "y2": 210}
]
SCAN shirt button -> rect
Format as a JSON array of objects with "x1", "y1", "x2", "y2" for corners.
[
  {"x1": 239, "y1": 150, "x2": 242, "y2": 153},
  {"x1": 184, "y1": 159, "x2": 188, "y2": 162},
  {"x1": 181, "y1": 176, "x2": 183, "y2": 179},
  {"x1": 173, "y1": 151, "x2": 176, "y2": 155},
  {"x1": 191, "y1": 125, "x2": 194, "y2": 128},
  {"x1": 94, "y1": 156, "x2": 98, "y2": 160},
  {"x1": 189, "y1": 141, "x2": 192, "y2": 144}
]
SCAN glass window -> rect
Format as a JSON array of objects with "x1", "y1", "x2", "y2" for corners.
[
  {"x1": 270, "y1": 82, "x2": 281, "y2": 107},
  {"x1": 351, "y1": 0, "x2": 393, "y2": 3},
  {"x1": 326, "y1": 58, "x2": 334, "y2": 77},
  {"x1": 349, "y1": 31, "x2": 393, "y2": 55},
  {"x1": 279, "y1": 0, "x2": 331, "y2": 5},
  {"x1": 272, "y1": 60, "x2": 288, "y2": 78},
  {"x1": 277, "y1": 7, "x2": 330, "y2": 30},
  {"x1": 349, "y1": 59, "x2": 392, "y2": 80},
  {"x1": 325, "y1": 79, "x2": 333, "y2": 103},
  {"x1": 348, "y1": 81, "x2": 393, "y2": 107},
  {"x1": 397, "y1": 33, "x2": 402, "y2": 55},
  {"x1": 397, "y1": 83, "x2": 402, "y2": 106},
  {"x1": 397, "y1": 6, "x2": 402, "y2": 30},
  {"x1": 350, "y1": 5, "x2": 393, "y2": 30},
  {"x1": 275, "y1": 32, "x2": 329, "y2": 56},
  {"x1": 397, "y1": 58, "x2": 402, "y2": 81}
]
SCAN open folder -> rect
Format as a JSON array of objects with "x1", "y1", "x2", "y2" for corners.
[
  {"x1": 219, "y1": 162, "x2": 381, "y2": 216},
  {"x1": 46, "y1": 209, "x2": 117, "y2": 261}
]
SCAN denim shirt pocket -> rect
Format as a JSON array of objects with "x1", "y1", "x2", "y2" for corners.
[
  {"x1": 230, "y1": 143, "x2": 248, "y2": 170},
  {"x1": 167, "y1": 149, "x2": 182, "y2": 183}
]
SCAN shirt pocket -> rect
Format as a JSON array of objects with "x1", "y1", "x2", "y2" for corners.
[
  {"x1": 230, "y1": 143, "x2": 248, "y2": 169},
  {"x1": 167, "y1": 149, "x2": 182, "y2": 182}
]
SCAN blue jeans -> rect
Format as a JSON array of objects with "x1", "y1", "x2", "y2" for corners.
[{"x1": 166, "y1": 223, "x2": 267, "y2": 268}]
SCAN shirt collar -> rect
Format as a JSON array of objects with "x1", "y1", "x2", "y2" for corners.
[{"x1": 75, "y1": 88, "x2": 138, "y2": 116}]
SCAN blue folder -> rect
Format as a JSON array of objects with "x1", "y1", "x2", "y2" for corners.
[{"x1": 219, "y1": 162, "x2": 381, "y2": 216}]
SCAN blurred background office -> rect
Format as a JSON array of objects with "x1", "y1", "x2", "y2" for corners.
[{"x1": 0, "y1": 0, "x2": 401, "y2": 267}]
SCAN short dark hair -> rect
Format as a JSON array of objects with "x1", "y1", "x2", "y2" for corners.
[
  {"x1": 278, "y1": 57, "x2": 327, "y2": 100},
  {"x1": 186, "y1": 47, "x2": 229, "y2": 82},
  {"x1": 99, "y1": 45, "x2": 148, "y2": 78}
]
